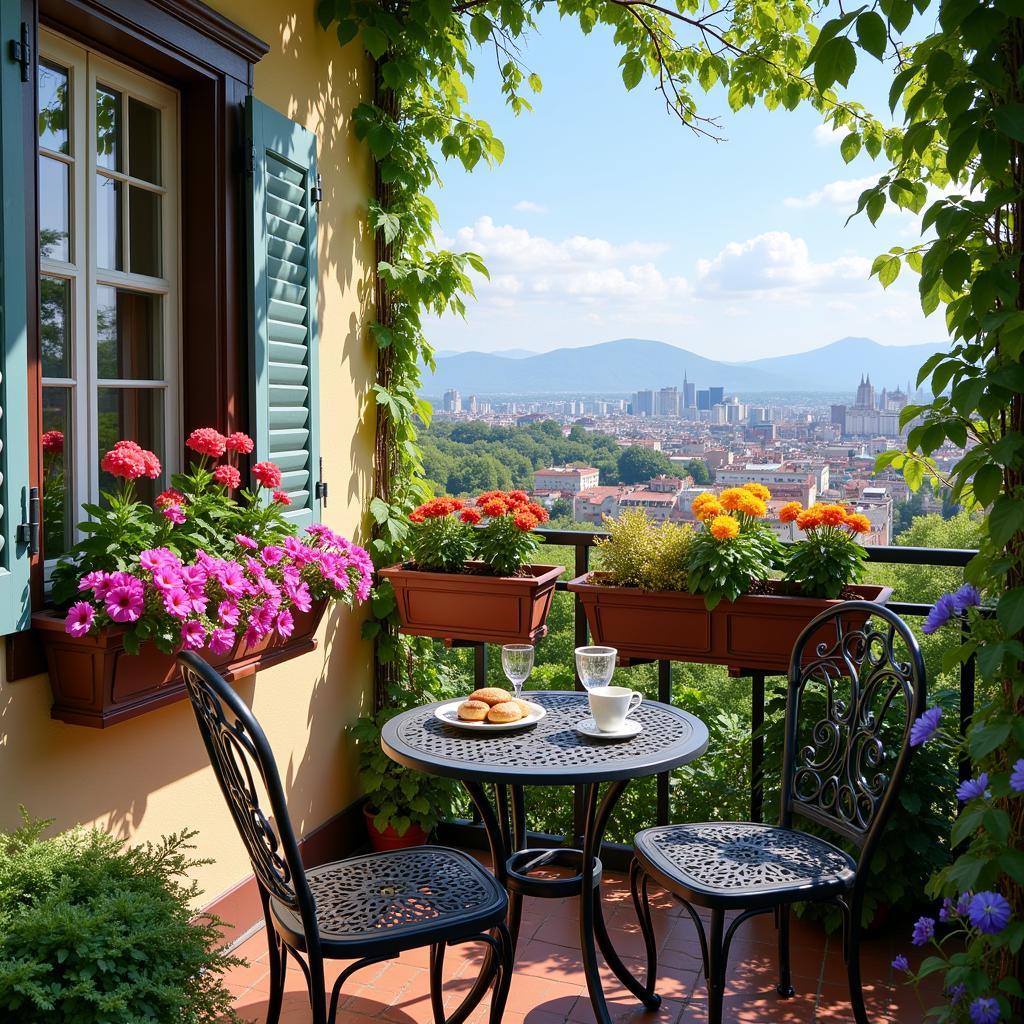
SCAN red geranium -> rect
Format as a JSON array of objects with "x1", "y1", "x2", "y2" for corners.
[
  {"x1": 42, "y1": 430, "x2": 64, "y2": 453},
  {"x1": 459, "y1": 507, "x2": 482, "y2": 525},
  {"x1": 253, "y1": 461, "x2": 282, "y2": 488},
  {"x1": 513, "y1": 510, "x2": 540, "y2": 532},
  {"x1": 272, "y1": 489, "x2": 292, "y2": 506},
  {"x1": 213, "y1": 464, "x2": 242, "y2": 490},
  {"x1": 155, "y1": 487, "x2": 185, "y2": 509},
  {"x1": 186, "y1": 427, "x2": 227, "y2": 458},
  {"x1": 225, "y1": 431, "x2": 255, "y2": 454},
  {"x1": 101, "y1": 440, "x2": 161, "y2": 481}
]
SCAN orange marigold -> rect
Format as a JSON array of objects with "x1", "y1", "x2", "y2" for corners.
[
  {"x1": 845, "y1": 512, "x2": 871, "y2": 534},
  {"x1": 819, "y1": 503, "x2": 847, "y2": 527},
  {"x1": 480, "y1": 498, "x2": 508, "y2": 518},
  {"x1": 736, "y1": 492, "x2": 767, "y2": 518},
  {"x1": 508, "y1": 490, "x2": 530, "y2": 507},
  {"x1": 513, "y1": 510, "x2": 539, "y2": 532},
  {"x1": 796, "y1": 508, "x2": 824, "y2": 531},
  {"x1": 779, "y1": 501, "x2": 803, "y2": 524},
  {"x1": 460, "y1": 507, "x2": 483, "y2": 525},
  {"x1": 719, "y1": 488, "x2": 749, "y2": 512},
  {"x1": 709, "y1": 514, "x2": 740, "y2": 541},
  {"x1": 691, "y1": 492, "x2": 719, "y2": 520},
  {"x1": 409, "y1": 509, "x2": 426, "y2": 524},
  {"x1": 527, "y1": 502, "x2": 550, "y2": 523},
  {"x1": 743, "y1": 482, "x2": 771, "y2": 501}
]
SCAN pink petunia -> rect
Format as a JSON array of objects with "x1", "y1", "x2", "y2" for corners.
[
  {"x1": 163, "y1": 504, "x2": 186, "y2": 525},
  {"x1": 180, "y1": 620, "x2": 206, "y2": 650},
  {"x1": 106, "y1": 585, "x2": 144, "y2": 623},
  {"x1": 151, "y1": 565, "x2": 181, "y2": 592},
  {"x1": 79, "y1": 570, "x2": 106, "y2": 593},
  {"x1": 260, "y1": 545, "x2": 284, "y2": 566},
  {"x1": 275, "y1": 608, "x2": 294, "y2": 639},
  {"x1": 64, "y1": 601, "x2": 95, "y2": 638},
  {"x1": 217, "y1": 563, "x2": 247, "y2": 598},
  {"x1": 287, "y1": 580, "x2": 312, "y2": 613},
  {"x1": 244, "y1": 621, "x2": 266, "y2": 647},
  {"x1": 207, "y1": 627, "x2": 236, "y2": 656},
  {"x1": 139, "y1": 547, "x2": 175, "y2": 572},
  {"x1": 190, "y1": 594, "x2": 209, "y2": 615},
  {"x1": 217, "y1": 600, "x2": 240, "y2": 627},
  {"x1": 235, "y1": 534, "x2": 257, "y2": 550},
  {"x1": 162, "y1": 588, "x2": 192, "y2": 619}
]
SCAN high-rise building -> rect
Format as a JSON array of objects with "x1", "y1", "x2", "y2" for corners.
[
  {"x1": 708, "y1": 386, "x2": 725, "y2": 407},
  {"x1": 696, "y1": 389, "x2": 711, "y2": 411},
  {"x1": 442, "y1": 388, "x2": 461, "y2": 413},
  {"x1": 683, "y1": 372, "x2": 696, "y2": 410},
  {"x1": 632, "y1": 389, "x2": 655, "y2": 416},
  {"x1": 466, "y1": 394, "x2": 478, "y2": 414},
  {"x1": 657, "y1": 387, "x2": 680, "y2": 417},
  {"x1": 854, "y1": 374, "x2": 875, "y2": 410}
]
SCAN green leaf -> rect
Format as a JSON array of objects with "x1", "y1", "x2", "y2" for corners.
[
  {"x1": 993, "y1": 103, "x2": 1024, "y2": 143},
  {"x1": 814, "y1": 37, "x2": 857, "y2": 92},
  {"x1": 973, "y1": 464, "x2": 1002, "y2": 507},
  {"x1": 968, "y1": 719, "x2": 1011, "y2": 760},
  {"x1": 370, "y1": 497, "x2": 391, "y2": 524},
  {"x1": 997, "y1": 588, "x2": 1024, "y2": 637},
  {"x1": 621, "y1": 54, "x2": 644, "y2": 91},
  {"x1": 362, "y1": 26, "x2": 388, "y2": 59},
  {"x1": 470, "y1": 13, "x2": 492, "y2": 45},
  {"x1": 335, "y1": 19, "x2": 358, "y2": 47},
  {"x1": 840, "y1": 132, "x2": 862, "y2": 163},
  {"x1": 856, "y1": 12, "x2": 887, "y2": 59},
  {"x1": 989, "y1": 493, "x2": 1024, "y2": 545}
]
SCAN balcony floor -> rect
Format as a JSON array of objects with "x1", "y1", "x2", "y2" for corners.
[{"x1": 224, "y1": 859, "x2": 927, "y2": 1024}]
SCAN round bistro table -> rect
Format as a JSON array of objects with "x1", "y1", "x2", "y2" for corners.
[{"x1": 381, "y1": 691, "x2": 709, "y2": 1024}]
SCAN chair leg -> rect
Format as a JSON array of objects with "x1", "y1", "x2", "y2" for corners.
[
  {"x1": 846, "y1": 901, "x2": 868, "y2": 1024},
  {"x1": 629, "y1": 859, "x2": 659, "y2": 1001},
  {"x1": 776, "y1": 903, "x2": 795, "y2": 998},
  {"x1": 260, "y1": 895, "x2": 286, "y2": 1024},
  {"x1": 309, "y1": 951, "x2": 328, "y2": 1024},
  {"x1": 488, "y1": 922, "x2": 514, "y2": 1024},
  {"x1": 429, "y1": 943, "x2": 447, "y2": 1024},
  {"x1": 707, "y1": 908, "x2": 727, "y2": 1024}
]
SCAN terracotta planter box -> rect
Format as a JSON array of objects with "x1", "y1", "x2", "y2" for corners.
[
  {"x1": 33, "y1": 600, "x2": 328, "y2": 728},
  {"x1": 566, "y1": 574, "x2": 893, "y2": 674},
  {"x1": 363, "y1": 805, "x2": 428, "y2": 852},
  {"x1": 378, "y1": 561, "x2": 564, "y2": 645}
]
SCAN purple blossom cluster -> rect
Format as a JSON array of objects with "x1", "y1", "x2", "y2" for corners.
[
  {"x1": 922, "y1": 583, "x2": 981, "y2": 634},
  {"x1": 64, "y1": 525, "x2": 371, "y2": 656}
]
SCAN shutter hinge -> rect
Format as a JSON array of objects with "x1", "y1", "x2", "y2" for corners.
[
  {"x1": 315, "y1": 457, "x2": 328, "y2": 507},
  {"x1": 9, "y1": 23, "x2": 31, "y2": 83},
  {"x1": 245, "y1": 143, "x2": 255, "y2": 176},
  {"x1": 17, "y1": 486, "x2": 39, "y2": 555},
  {"x1": 310, "y1": 173, "x2": 322, "y2": 207}
]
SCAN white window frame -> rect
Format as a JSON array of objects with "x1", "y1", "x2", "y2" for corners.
[{"x1": 38, "y1": 29, "x2": 181, "y2": 561}]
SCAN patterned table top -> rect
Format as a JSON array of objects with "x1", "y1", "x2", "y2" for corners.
[{"x1": 381, "y1": 691, "x2": 709, "y2": 786}]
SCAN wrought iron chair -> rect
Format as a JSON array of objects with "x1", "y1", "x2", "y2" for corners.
[
  {"x1": 178, "y1": 652, "x2": 513, "y2": 1024},
  {"x1": 629, "y1": 602, "x2": 927, "y2": 1024}
]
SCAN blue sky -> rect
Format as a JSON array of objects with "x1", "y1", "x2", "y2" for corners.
[{"x1": 423, "y1": 11, "x2": 947, "y2": 362}]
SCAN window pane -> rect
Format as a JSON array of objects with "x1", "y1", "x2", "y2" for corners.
[
  {"x1": 38, "y1": 61, "x2": 69, "y2": 154},
  {"x1": 128, "y1": 97, "x2": 161, "y2": 184},
  {"x1": 39, "y1": 157, "x2": 70, "y2": 262},
  {"x1": 40, "y1": 275, "x2": 71, "y2": 378},
  {"x1": 96, "y1": 85, "x2": 121, "y2": 171},
  {"x1": 97, "y1": 387, "x2": 165, "y2": 502},
  {"x1": 96, "y1": 174, "x2": 122, "y2": 270},
  {"x1": 96, "y1": 285, "x2": 163, "y2": 380},
  {"x1": 128, "y1": 187, "x2": 161, "y2": 276},
  {"x1": 42, "y1": 387, "x2": 73, "y2": 560}
]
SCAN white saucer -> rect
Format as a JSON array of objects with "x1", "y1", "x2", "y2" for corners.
[{"x1": 575, "y1": 716, "x2": 642, "y2": 740}]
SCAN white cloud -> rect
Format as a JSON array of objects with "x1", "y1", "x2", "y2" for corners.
[
  {"x1": 783, "y1": 176, "x2": 878, "y2": 209},
  {"x1": 449, "y1": 216, "x2": 687, "y2": 307},
  {"x1": 696, "y1": 231, "x2": 871, "y2": 299},
  {"x1": 513, "y1": 199, "x2": 547, "y2": 213},
  {"x1": 814, "y1": 123, "x2": 843, "y2": 145}
]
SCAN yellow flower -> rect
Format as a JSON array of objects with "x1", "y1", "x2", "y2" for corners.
[
  {"x1": 719, "y1": 488, "x2": 749, "y2": 512},
  {"x1": 709, "y1": 514, "x2": 740, "y2": 541},
  {"x1": 743, "y1": 482, "x2": 771, "y2": 501},
  {"x1": 691, "y1": 492, "x2": 723, "y2": 522}
]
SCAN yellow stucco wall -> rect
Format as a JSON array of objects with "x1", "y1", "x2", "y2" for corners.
[{"x1": 0, "y1": 4, "x2": 375, "y2": 906}]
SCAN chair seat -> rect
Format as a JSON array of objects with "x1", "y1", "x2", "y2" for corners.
[
  {"x1": 270, "y1": 846, "x2": 508, "y2": 958},
  {"x1": 634, "y1": 822, "x2": 856, "y2": 909}
]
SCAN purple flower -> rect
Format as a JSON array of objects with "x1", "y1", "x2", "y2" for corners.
[
  {"x1": 948, "y1": 984, "x2": 966, "y2": 1006},
  {"x1": 957, "y1": 772, "x2": 990, "y2": 803},
  {"x1": 162, "y1": 588, "x2": 192, "y2": 619},
  {"x1": 956, "y1": 892, "x2": 972, "y2": 916},
  {"x1": 952, "y1": 584, "x2": 981, "y2": 612},
  {"x1": 939, "y1": 897, "x2": 954, "y2": 922},
  {"x1": 968, "y1": 892, "x2": 1011, "y2": 935},
  {"x1": 275, "y1": 608, "x2": 294, "y2": 639},
  {"x1": 1010, "y1": 759, "x2": 1024, "y2": 794},
  {"x1": 106, "y1": 585, "x2": 144, "y2": 623},
  {"x1": 162, "y1": 503, "x2": 186, "y2": 525},
  {"x1": 64, "y1": 601, "x2": 95, "y2": 638},
  {"x1": 923, "y1": 593, "x2": 956, "y2": 634},
  {"x1": 911, "y1": 916, "x2": 935, "y2": 946},
  {"x1": 235, "y1": 534, "x2": 257, "y2": 549},
  {"x1": 180, "y1": 620, "x2": 206, "y2": 650},
  {"x1": 891, "y1": 954, "x2": 909, "y2": 972},
  {"x1": 969, "y1": 997, "x2": 1000, "y2": 1024},
  {"x1": 910, "y1": 707, "x2": 942, "y2": 746},
  {"x1": 207, "y1": 627, "x2": 235, "y2": 656}
]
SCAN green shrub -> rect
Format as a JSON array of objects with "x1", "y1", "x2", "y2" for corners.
[
  {"x1": 595, "y1": 509, "x2": 692, "y2": 591},
  {"x1": 0, "y1": 812, "x2": 241, "y2": 1024}
]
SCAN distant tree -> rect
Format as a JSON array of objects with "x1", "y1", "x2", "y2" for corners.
[
  {"x1": 450, "y1": 422, "x2": 494, "y2": 444},
  {"x1": 536, "y1": 420, "x2": 563, "y2": 439},
  {"x1": 893, "y1": 490, "x2": 928, "y2": 537},
  {"x1": 447, "y1": 453, "x2": 511, "y2": 496},
  {"x1": 549, "y1": 497, "x2": 574, "y2": 520},
  {"x1": 685, "y1": 459, "x2": 710, "y2": 485},
  {"x1": 617, "y1": 446, "x2": 674, "y2": 484}
]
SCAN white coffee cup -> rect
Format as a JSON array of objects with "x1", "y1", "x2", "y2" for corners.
[{"x1": 588, "y1": 685, "x2": 643, "y2": 733}]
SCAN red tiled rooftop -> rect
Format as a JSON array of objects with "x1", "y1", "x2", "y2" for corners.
[{"x1": 224, "y1": 863, "x2": 927, "y2": 1024}]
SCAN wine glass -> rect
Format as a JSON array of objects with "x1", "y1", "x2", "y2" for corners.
[
  {"x1": 575, "y1": 646, "x2": 617, "y2": 691},
  {"x1": 501, "y1": 644, "x2": 535, "y2": 699}
]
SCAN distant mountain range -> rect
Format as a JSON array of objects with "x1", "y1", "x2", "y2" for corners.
[{"x1": 422, "y1": 337, "x2": 948, "y2": 396}]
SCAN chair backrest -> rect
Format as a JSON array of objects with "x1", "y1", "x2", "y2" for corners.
[
  {"x1": 178, "y1": 652, "x2": 319, "y2": 938},
  {"x1": 780, "y1": 601, "x2": 926, "y2": 868}
]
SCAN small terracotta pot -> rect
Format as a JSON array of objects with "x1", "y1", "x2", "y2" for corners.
[
  {"x1": 378, "y1": 561, "x2": 563, "y2": 645},
  {"x1": 566, "y1": 574, "x2": 893, "y2": 674},
  {"x1": 33, "y1": 599, "x2": 327, "y2": 728},
  {"x1": 363, "y1": 804, "x2": 429, "y2": 852}
]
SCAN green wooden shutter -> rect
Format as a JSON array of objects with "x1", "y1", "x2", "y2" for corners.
[
  {"x1": 0, "y1": 9, "x2": 33, "y2": 634},
  {"x1": 245, "y1": 96, "x2": 321, "y2": 529}
]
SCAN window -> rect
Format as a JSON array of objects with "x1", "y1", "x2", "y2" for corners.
[{"x1": 37, "y1": 30, "x2": 179, "y2": 562}]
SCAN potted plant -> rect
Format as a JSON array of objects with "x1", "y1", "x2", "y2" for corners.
[
  {"x1": 0, "y1": 811, "x2": 242, "y2": 1023},
  {"x1": 568, "y1": 485, "x2": 891, "y2": 673},
  {"x1": 378, "y1": 490, "x2": 563, "y2": 644},
  {"x1": 35, "y1": 427, "x2": 372, "y2": 727}
]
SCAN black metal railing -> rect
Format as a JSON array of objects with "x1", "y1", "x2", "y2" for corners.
[{"x1": 441, "y1": 528, "x2": 977, "y2": 870}]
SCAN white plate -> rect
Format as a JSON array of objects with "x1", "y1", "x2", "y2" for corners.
[
  {"x1": 435, "y1": 700, "x2": 547, "y2": 732},
  {"x1": 575, "y1": 716, "x2": 643, "y2": 740}
]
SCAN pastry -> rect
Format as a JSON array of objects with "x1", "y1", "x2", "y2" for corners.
[
  {"x1": 469, "y1": 687, "x2": 513, "y2": 707},
  {"x1": 457, "y1": 699, "x2": 489, "y2": 722},
  {"x1": 487, "y1": 701, "x2": 523, "y2": 724},
  {"x1": 513, "y1": 698, "x2": 533, "y2": 717}
]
